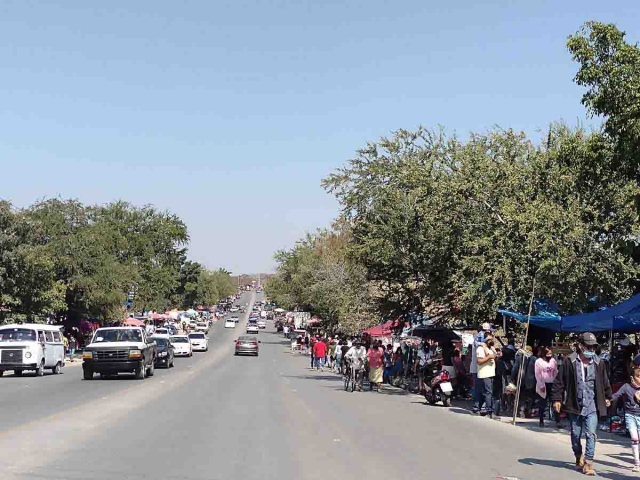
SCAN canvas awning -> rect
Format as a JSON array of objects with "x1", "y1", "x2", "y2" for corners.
[{"x1": 499, "y1": 293, "x2": 640, "y2": 333}]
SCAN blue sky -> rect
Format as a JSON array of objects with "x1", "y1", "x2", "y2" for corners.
[{"x1": 1, "y1": 1, "x2": 638, "y2": 274}]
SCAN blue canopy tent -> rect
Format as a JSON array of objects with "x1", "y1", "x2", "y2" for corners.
[{"x1": 499, "y1": 293, "x2": 640, "y2": 333}]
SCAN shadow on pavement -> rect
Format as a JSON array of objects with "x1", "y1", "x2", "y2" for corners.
[
  {"x1": 607, "y1": 452, "x2": 635, "y2": 466},
  {"x1": 282, "y1": 374, "x2": 343, "y2": 382},
  {"x1": 519, "y1": 457, "x2": 631, "y2": 479}
]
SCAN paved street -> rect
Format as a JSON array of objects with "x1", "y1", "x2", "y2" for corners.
[{"x1": 0, "y1": 292, "x2": 635, "y2": 480}]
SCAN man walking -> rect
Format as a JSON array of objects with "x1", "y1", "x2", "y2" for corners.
[
  {"x1": 552, "y1": 332, "x2": 612, "y2": 476},
  {"x1": 313, "y1": 337, "x2": 327, "y2": 371},
  {"x1": 471, "y1": 323, "x2": 490, "y2": 413},
  {"x1": 476, "y1": 332, "x2": 498, "y2": 418}
]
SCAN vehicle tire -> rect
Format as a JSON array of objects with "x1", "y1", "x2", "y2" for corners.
[
  {"x1": 0, "y1": 370, "x2": 4, "y2": 377},
  {"x1": 83, "y1": 369, "x2": 93, "y2": 380},
  {"x1": 14, "y1": 370, "x2": 23, "y2": 377},
  {"x1": 426, "y1": 391, "x2": 436, "y2": 405},
  {"x1": 443, "y1": 395, "x2": 452, "y2": 408},
  {"x1": 147, "y1": 360, "x2": 155, "y2": 377},
  {"x1": 135, "y1": 362, "x2": 145, "y2": 380},
  {"x1": 53, "y1": 362, "x2": 62, "y2": 375},
  {"x1": 36, "y1": 360, "x2": 45, "y2": 377}
]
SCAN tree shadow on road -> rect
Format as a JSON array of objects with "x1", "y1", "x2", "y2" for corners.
[
  {"x1": 519, "y1": 457, "x2": 632, "y2": 479},
  {"x1": 281, "y1": 374, "x2": 343, "y2": 382}
]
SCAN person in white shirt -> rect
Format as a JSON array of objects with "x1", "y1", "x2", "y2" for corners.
[
  {"x1": 476, "y1": 333, "x2": 498, "y2": 417},
  {"x1": 415, "y1": 341, "x2": 433, "y2": 393},
  {"x1": 345, "y1": 340, "x2": 367, "y2": 390}
]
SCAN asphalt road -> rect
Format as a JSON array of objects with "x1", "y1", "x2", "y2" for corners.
[{"x1": 0, "y1": 291, "x2": 635, "y2": 480}]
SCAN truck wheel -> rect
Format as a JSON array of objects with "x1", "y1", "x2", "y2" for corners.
[
  {"x1": 147, "y1": 361, "x2": 155, "y2": 377},
  {"x1": 53, "y1": 362, "x2": 62, "y2": 375},
  {"x1": 36, "y1": 360, "x2": 45, "y2": 377},
  {"x1": 0, "y1": 370, "x2": 3, "y2": 377},
  {"x1": 135, "y1": 363, "x2": 146, "y2": 380},
  {"x1": 83, "y1": 369, "x2": 93, "y2": 380},
  {"x1": 14, "y1": 370, "x2": 23, "y2": 377}
]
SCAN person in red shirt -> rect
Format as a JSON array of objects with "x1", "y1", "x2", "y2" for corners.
[{"x1": 313, "y1": 338, "x2": 328, "y2": 371}]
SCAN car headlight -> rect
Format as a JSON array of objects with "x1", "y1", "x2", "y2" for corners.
[
  {"x1": 158, "y1": 352, "x2": 167, "y2": 357},
  {"x1": 25, "y1": 352, "x2": 32, "y2": 359},
  {"x1": 82, "y1": 351, "x2": 94, "y2": 360},
  {"x1": 129, "y1": 349, "x2": 142, "y2": 359}
]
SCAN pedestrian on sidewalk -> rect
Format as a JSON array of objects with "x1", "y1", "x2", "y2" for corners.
[
  {"x1": 367, "y1": 342, "x2": 384, "y2": 392},
  {"x1": 68, "y1": 334, "x2": 77, "y2": 362},
  {"x1": 476, "y1": 332, "x2": 498, "y2": 418},
  {"x1": 416, "y1": 340, "x2": 432, "y2": 394},
  {"x1": 552, "y1": 332, "x2": 612, "y2": 476},
  {"x1": 535, "y1": 346, "x2": 560, "y2": 428},
  {"x1": 62, "y1": 334, "x2": 69, "y2": 360},
  {"x1": 383, "y1": 344, "x2": 394, "y2": 384},
  {"x1": 610, "y1": 366, "x2": 640, "y2": 473},
  {"x1": 471, "y1": 323, "x2": 490, "y2": 413},
  {"x1": 334, "y1": 340, "x2": 343, "y2": 373},
  {"x1": 313, "y1": 338, "x2": 327, "y2": 371},
  {"x1": 328, "y1": 338, "x2": 337, "y2": 370}
]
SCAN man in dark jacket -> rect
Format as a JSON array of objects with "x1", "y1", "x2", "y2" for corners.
[{"x1": 552, "y1": 332, "x2": 612, "y2": 476}]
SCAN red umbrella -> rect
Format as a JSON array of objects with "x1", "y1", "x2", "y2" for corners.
[
  {"x1": 364, "y1": 320, "x2": 393, "y2": 337},
  {"x1": 123, "y1": 318, "x2": 145, "y2": 327}
]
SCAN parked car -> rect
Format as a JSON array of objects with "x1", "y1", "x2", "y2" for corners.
[
  {"x1": 188, "y1": 332, "x2": 209, "y2": 352},
  {"x1": 151, "y1": 336, "x2": 175, "y2": 368},
  {"x1": 0, "y1": 324, "x2": 65, "y2": 377},
  {"x1": 235, "y1": 335, "x2": 260, "y2": 356},
  {"x1": 82, "y1": 327, "x2": 157, "y2": 380},
  {"x1": 224, "y1": 319, "x2": 236, "y2": 328},
  {"x1": 170, "y1": 335, "x2": 192, "y2": 357}
]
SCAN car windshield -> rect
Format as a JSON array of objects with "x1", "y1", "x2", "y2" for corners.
[
  {"x1": 171, "y1": 337, "x2": 189, "y2": 343},
  {"x1": 93, "y1": 329, "x2": 142, "y2": 343},
  {"x1": 239, "y1": 336, "x2": 256, "y2": 342},
  {"x1": 189, "y1": 334, "x2": 205, "y2": 339},
  {"x1": 156, "y1": 329, "x2": 168, "y2": 334},
  {"x1": 0, "y1": 328, "x2": 37, "y2": 342},
  {"x1": 152, "y1": 338, "x2": 168, "y2": 347}
]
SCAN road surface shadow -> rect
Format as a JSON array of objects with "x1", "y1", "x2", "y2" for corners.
[
  {"x1": 607, "y1": 452, "x2": 635, "y2": 466},
  {"x1": 519, "y1": 457, "x2": 631, "y2": 479},
  {"x1": 282, "y1": 374, "x2": 343, "y2": 382}
]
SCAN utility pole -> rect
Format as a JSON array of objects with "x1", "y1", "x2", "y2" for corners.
[{"x1": 258, "y1": 272, "x2": 261, "y2": 288}]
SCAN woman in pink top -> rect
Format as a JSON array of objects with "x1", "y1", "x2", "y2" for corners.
[
  {"x1": 535, "y1": 347, "x2": 559, "y2": 427},
  {"x1": 367, "y1": 344, "x2": 384, "y2": 392}
]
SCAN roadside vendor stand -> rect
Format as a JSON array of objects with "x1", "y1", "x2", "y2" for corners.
[{"x1": 501, "y1": 292, "x2": 640, "y2": 430}]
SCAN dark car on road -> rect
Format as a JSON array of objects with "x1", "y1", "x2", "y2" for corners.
[
  {"x1": 151, "y1": 336, "x2": 175, "y2": 368},
  {"x1": 235, "y1": 335, "x2": 260, "y2": 356},
  {"x1": 82, "y1": 327, "x2": 157, "y2": 380}
]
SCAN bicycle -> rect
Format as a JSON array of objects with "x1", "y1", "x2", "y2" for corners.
[
  {"x1": 346, "y1": 361, "x2": 366, "y2": 392},
  {"x1": 343, "y1": 363, "x2": 352, "y2": 391}
]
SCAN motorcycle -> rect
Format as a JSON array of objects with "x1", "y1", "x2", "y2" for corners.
[{"x1": 424, "y1": 364, "x2": 453, "y2": 407}]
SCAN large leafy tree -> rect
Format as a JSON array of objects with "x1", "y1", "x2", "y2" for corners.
[{"x1": 265, "y1": 227, "x2": 376, "y2": 334}]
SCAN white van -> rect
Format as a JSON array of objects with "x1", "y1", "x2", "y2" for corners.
[{"x1": 0, "y1": 324, "x2": 66, "y2": 377}]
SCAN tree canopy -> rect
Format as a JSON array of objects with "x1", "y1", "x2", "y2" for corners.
[
  {"x1": 268, "y1": 21, "x2": 640, "y2": 330},
  {"x1": 0, "y1": 198, "x2": 234, "y2": 324}
]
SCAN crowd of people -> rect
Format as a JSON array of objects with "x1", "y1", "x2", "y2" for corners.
[{"x1": 289, "y1": 325, "x2": 640, "y2": 477}]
